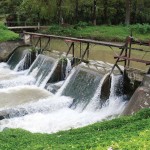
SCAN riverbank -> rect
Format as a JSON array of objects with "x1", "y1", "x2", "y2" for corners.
[
  {"x1": 0, "y1": 108, "x2": 149, "y2": 150},
  {"x1": 43, "y1": 24, "x2": 150, "y2": 42},
  {"x1": 0, "y1": 23, "x2": 19, "y2": 42}
]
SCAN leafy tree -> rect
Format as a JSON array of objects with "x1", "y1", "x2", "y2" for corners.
[{"x1": 1, "y1": 0, "x2": 149, "y2": 26}]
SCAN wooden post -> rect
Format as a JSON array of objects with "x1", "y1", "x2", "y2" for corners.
[
  {"x1": 128, "y1": 36, "x2": 132, "y2": 67},
  {"x1": 110, "y1": 47, "x2": 125, "y2": 74},
  {"x1": 87, "y1": 43, "x2": 90, "y2": 60},
  {"x1": 30, "y1": 35, "x2": 32, "y2": 45},
  {"x1": 72, "y1": 42, "x2": 75, "y2": 58},
  {"x1": 66, "y1": 42, "x2": 74, "y2": 56},
  {"x1": 80, "y1": 42, "x2": 82, "y2": 58},
  {"x1": 81, "y1": 43, "x2": 90, "y2": 61},
  {"x1": 42, "y1": 37, "x2": 51, "y2": 53},
  {"x1": 39, "y1": 37, "x2": 42, "y2": 53}
]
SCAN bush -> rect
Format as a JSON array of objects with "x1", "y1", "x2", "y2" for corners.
[
  {"x1": 0, "y1": 23, "x2": 7, "y2": 30},
  {"x1": 74, "y1": 21, "x2": 89, "y2": 29},
  {"x1": 48, "y1": 25, "x2": 76, "y2": 36},
  {"x1": 131, "y1": 24, "x2": 150, "y2": 34}
]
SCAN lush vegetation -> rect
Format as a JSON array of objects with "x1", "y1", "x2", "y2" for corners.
[
  {"x1": 0, "y1": 0, "x2": 150, "y2": 26},
  {"x1": 0, "y1": 0, "x2": 149, "y2": 42},
  {"x1": 45, "y1": 23, "x2": 150, "y2": 41},
  {"x1": 0, "y1": 108, "x2": 150, "y2": 150},
  {"x1": 0, "y1": 23, "x2": 19, "y2": 42}
]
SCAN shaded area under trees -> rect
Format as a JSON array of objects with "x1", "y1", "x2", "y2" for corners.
[{"x1": 0, "y1": 0, "x2": 150, "y2": 26}]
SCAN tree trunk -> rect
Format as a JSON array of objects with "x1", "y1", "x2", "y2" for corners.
[
  {"x1": 125, "y1": 0, "x2": 131, "y2": 25},
  {"x1": 103, "y1": 0, "x2": 108, "y2": 24},
  {"x1": 75, "y1": 0, "x2": 79, "y2": 23},
  {"x1": 57, "y1": 0, "x2": 63, "y2": 25},
  {"x1": 93, "y1": 0, "x2": 97, "y2": 25}
]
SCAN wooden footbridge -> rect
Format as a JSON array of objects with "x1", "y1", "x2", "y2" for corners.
[
  {"x1": 24, "y1": 32, "x2": 150, "y2": 74},
  {"x1": 8, "y1": 26, "x2": 48, "y2": 32}
]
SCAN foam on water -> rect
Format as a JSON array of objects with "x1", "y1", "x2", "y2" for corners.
[
  {"x1": 0, "y1": 74, "x2": 35, "y2": 89},
  {"x1": 0, "y1": 95, "x2": 126, "y2": 133},
  {"x1": 0, "y1": 63, "x2": 35, "y2": 89},
  {"x1": 0, "y1": 58, "x2": 127, "y2": 134},
  {"x1": 0, "y1": 71, "x2": 126, "y2": 134}
]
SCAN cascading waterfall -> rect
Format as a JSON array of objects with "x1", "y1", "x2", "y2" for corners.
[
  {"x1": 0, "y1": 54, "x2": 60, "y2": 89},
  {"x1": 14, "y1": 52, "x2": 32, "y2": 72},
  {"x1": 28, "y1": 54, "x2": 59, "y2": 87},
  {"x1": 65, "y1": 58, "x2": 72, "y2": 79},
  {"x1": 85, "y1": 73, "x2": 111, "y2": 111},
  {"x1": 0, "y1": 60, "x2": 127, "y2": 133},
  {"x1": 7, "y1": 46, "x2": 33, "y2": 70},
  {"x1": 0, "y1": 47, "x2": 128, "y2": 134},
  {"x1": 44, "y1": 57, "x2": 71, "y2": 92},
  {"x1": 60, "y1": 66, "x2": 103, "y2": 111}
]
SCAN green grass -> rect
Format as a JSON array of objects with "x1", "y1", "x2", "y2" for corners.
[
  {"x1": 0, "y1": 108, "x2": 150, "y2": 150},
  {"x1": 45, "y1": 24, "x2": 150, "y2": 42},
  {"x1": 0, "y1": 23, "x2": 19, "y2": 42}
]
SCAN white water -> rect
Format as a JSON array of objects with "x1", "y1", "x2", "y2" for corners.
[
  {"x1": 56, "y1": 67, "x2": 76, "y2": 96},
  {"x1": 65, "y1": 58, "x2": 72, "y2": 78},
  {"x1": 0, "y1": 55, "x2": 59, "y2": 89},
  {"x1": 27, "y1": 54, "x2": 59, "y2": 87},
  {"x1": 0, "y1": 57, "x2": 127, "y2": 134},
  {"x1": 13, "y1": 53, "x2": 31, "y2": 71},
  {"x1": 0, "y1": 62, "x2": 34, "y2": 88},
  {"x1": 0, "y1": 94, "x2": 126, "y2": 134}
]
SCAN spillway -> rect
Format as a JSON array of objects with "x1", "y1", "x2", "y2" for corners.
[
  {"x1": 0, "y1": 51, "x2": 127, "y2": 134},
  {"x1": 28, "y1": 54, "x2": 59, "y2": 87},
  {"x1": 0, "y1": 61, "x2": 127, "y2": 133},
  {"x1": 7, "y1": 45, "x2": 35, "y2": 71}
]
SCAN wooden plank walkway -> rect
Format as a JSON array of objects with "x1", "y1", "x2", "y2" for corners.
[{"x1": 8, "y1": 26, "x2": 48, "y2": 30}]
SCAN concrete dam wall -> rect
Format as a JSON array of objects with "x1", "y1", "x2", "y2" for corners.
[{"x1": 123, "y1": 74, "x2": 150, "y2": 115}]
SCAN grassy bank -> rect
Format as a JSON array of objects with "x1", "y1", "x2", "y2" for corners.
[
  {"x1": 0, "y1": 108, "x2": 150, "y2": 150},
  {"x1": 44, "y1": 24, "x2": 150, "y2": 42},
  {"x1": 0, "y1": 23, "x2": 19, "y2": 42}
]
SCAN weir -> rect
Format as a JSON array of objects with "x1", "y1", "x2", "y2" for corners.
[
  {"x1": 0, "y1": 32, "x2": 149, "y2": 133},
  {"x1": 27, "y1": 54, "x2": 69, "y2": 88},
  {"x1": 61, "y1": 66, "x2": 103, "y2": 110},
  {"x1": 0, "y1": 52, "x2": 71, "y2": 89},
  {"x1": 27, "y1": 54, "x2": 58, "y2": 87},
  {"x1": 7, "y1": 45, "x2": 36, "y2": 71}
]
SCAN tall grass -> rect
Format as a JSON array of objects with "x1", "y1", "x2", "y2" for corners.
[{"x1": 45, "y1": 23, "x2": 150, "y2": 42}]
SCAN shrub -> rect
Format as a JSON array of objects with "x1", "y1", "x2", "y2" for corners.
[
  {"x1": 131, "y1": 23, "x2": 150, "y2": 34},
  {"x1": 74, "y1": 21, "x2": 89, "y2": 29}
]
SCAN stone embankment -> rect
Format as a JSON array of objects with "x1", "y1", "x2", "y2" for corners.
[
  {"x1": 0, "y1": 40, "x2": 24, "y2": 62},
  {"x1": 123, "y1": 74, "x2": 150, "y2": 115}
]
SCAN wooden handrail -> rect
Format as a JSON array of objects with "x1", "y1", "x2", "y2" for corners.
[
  {"x1": 24, "y1": 32, "x2": 125, "y2": 48},
  {"x1": 114, "y1": 56, "x2": 150, "y2": 65}
]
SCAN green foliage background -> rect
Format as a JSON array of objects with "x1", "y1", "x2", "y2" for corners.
[{"x1": 0, "y1": 0, "x2": 150, "y2": 25}]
